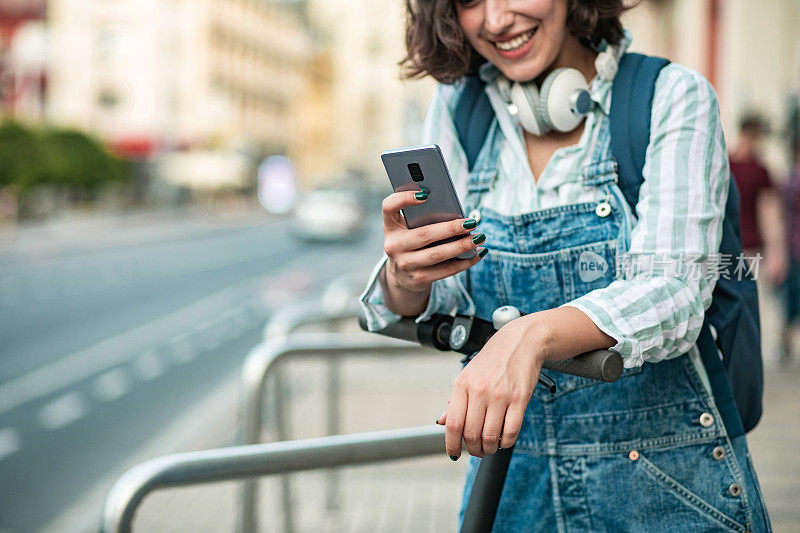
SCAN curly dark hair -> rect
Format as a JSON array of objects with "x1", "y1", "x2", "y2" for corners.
[{"x1": 401, "y1": 0, "x2": 634, "y2": 84}]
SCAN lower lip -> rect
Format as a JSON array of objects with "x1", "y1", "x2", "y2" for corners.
[{"x1": 494, "y1": 30, "x2": 536, "y2": 61}]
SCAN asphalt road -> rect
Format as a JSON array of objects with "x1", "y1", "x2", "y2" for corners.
[{"x1": 0, "y1": 212, "x2": 384, "y2": 532}]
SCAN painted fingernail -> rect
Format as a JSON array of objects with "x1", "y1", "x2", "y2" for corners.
[
  {"x1": 415, "y1": 192, "x2": 428, "y2": 201},
  {"x1": 420, "y1": 186, "x2": 431, "y2": 193},
  {"x1": 450, "y1": 455, "x2": 459, "y2": 461},
  {"x1": 472, "y1": 233, "x2": 486, "y2": 245},
  {"x1": 478, "y1": 248, "x2": 489, "y2": 258},
  {"x1": 462, "y1": 218, "x2": 477, "y2": 230}
]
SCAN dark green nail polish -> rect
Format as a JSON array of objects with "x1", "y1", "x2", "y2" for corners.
[
  {"x1": 420, "y1": 186, "x2": 431, "y2": 193},
  {"x1": 472, "y1": 233, "x2": 486, "y2": 245},
  {"x1": 415, "y1": 192, "x2": 428, "y2": 201},
  {"x1": 450, "y1": 455, "x2": 459, "y2": 461},
  {"x1": 462, "y1": 218, "x2": 477, "y2": 230},
  {"x1": 478, "y1": 248, "x2": 489, "y2": 258}
]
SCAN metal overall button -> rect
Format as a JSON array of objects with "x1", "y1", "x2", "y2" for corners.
[
  {"x1": 699, "y1": 412, "x2": 715, "y2": 427},
  {"x1": 728, "y1": 483, "x2": 743, "y2": 497},
  {"x1": 468, "y1": 209, "x2": 482, "y2": 224},
  {"x1": 595, "y1": 202, "x2": 612, "y2": 217},
  {"x1": 712, "y1": 446, "x2": 726, "y2": 461}
]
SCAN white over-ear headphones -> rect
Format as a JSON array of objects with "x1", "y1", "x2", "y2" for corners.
[{"x1": 496, "y1": 44, "x2": 620, "y2": 136}]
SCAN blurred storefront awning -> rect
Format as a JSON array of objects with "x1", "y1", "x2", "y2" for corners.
[{"x1": 109, "y1": 137, "x2": 159, "y2": 159}]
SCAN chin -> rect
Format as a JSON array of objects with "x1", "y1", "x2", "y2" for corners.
[{"x1": 495, "y1": 61, "x2": 547, "y2": 83}]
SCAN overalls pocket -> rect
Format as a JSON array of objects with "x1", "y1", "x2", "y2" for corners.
[{"x1": 583, "y1": 442, "x2": 752, "y2": 532}]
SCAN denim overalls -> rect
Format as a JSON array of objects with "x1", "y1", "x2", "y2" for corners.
[{"x1": 456, "y1": 117, "x2": 771, "y2": 532}]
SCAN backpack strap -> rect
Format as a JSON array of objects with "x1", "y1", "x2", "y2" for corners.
[
  {"x1": 609, "y1": 53, "x2": 671, "y2": 210},
  {"x1": 454, "y1": 77, "x2": 494, "y2": 172}
]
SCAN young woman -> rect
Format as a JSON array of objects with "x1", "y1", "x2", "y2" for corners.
[{"x1": 360, "y1": 0, "x2": 772, "y2": 530}]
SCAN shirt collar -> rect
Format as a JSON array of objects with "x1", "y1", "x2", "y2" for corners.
[{"x1": 478, "y1": 29, "x2": 633, "y2": 116}]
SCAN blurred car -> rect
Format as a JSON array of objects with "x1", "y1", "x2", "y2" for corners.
[{"x1": 292, "y1": 187, "x2": 369, "y2": 241}]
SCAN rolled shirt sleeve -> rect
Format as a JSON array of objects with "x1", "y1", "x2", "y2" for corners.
[
  {"x1": 565, "y1": 65, "x2": 730, "y2": 368},
  {"x1": 359, "y1": 84, "x2": 473, "y2": 331}
]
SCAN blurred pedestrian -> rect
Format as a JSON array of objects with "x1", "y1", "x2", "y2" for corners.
[
  {"x1": 780, "y1": 149, "x2": 800, "y2": 363},
  {"x1": 729, "y1": 112, "x2": 788, "y2": 287}
]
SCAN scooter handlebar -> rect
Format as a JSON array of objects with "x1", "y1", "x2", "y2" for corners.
[{"x1": 358, "y1": 313, "x2": 623, "y2": 383}]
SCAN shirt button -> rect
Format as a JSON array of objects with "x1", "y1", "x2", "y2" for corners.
[
  {"x1": 468, "y1": 209, "x2": 482, "y2": 224},
  {"x1": 712, "y1": 446, "x2": 726, "y2": 461},
  {"x1": 699, "y1": 412, "x2": 715, "y2": 427},
  {"x1": 728, "y1": 483, "x2": 743, "y2": 497},
  {"x1": 595, "y1": 202, "x2": 612, "y2": 217}
]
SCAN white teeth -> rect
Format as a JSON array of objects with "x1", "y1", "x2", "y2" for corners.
[{"x1": 495, "y1": 29, "x2": 536, "y2": 52}]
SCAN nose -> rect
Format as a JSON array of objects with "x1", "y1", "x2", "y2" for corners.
[{"x1": 484, "y1": 0, "x2": 514, "y2": 36}]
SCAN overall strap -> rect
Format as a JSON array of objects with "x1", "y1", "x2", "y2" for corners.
[
  {"x1": 696, "y1": 322, "x2": 746, "y2": 437},
  {"x1": 609, "y1": 53, "x2": 671, "y2": 211}
]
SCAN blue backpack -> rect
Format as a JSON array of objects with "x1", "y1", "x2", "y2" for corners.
[{"x1": 453, "y1": 53, "x2": 763, "y2": 436}]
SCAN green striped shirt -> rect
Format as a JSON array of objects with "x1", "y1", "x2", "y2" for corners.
[{"x1": 361, "y1": 36, "x2": 729, "y2": 370}]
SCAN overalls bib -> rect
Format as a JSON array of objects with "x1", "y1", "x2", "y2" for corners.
[{"x1": 456, "y1": 118, "x2": 771, "y2": 532}]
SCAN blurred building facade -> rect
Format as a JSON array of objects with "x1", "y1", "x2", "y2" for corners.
[
  {"x1": 46, "y1": 0, "x2": 311, "y2": 164},
  {"x1": 305, "y1": 0, "x2": 435, "y2": 187},
  {"x1": 0, "y1": 0, "x2": 47, "y2": 119},
  {"x1": 625, "y1": 0, "x2": 800, "y2": 174}
]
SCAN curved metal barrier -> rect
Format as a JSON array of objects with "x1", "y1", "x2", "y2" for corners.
[
  {"x1": 244, "y1": 277, "x2": 369, "y2": 532},
  {"x1": 100, "y1": 425, "x2": 445, "y2": 533},
  {"x1": 239, "y1": 331, "x2": 423, "y2": 533}
]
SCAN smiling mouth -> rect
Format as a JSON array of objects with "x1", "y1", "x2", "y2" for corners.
[{"x1": 494, "y1": 28, "x2": 538, "y2": 52}]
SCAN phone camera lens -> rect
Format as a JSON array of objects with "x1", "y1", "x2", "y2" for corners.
[{"x1": 408, "y1": 163, "x2": 424, "y2": 182}]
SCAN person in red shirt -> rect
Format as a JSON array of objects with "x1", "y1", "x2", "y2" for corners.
[{"x1": 729, "y1": 112, "x2": 789, "y2": 361}]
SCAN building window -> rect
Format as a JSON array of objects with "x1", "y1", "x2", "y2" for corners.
[{"x1": 97, "y1": 89, "x2": 120, "y2": 109}]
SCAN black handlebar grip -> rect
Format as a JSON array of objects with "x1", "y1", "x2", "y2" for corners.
[
  {"x1": 542, "y1": 349, "x2": 623, "y2": 383},
  {"x1": 360, "y1": 311, "x2": 623, "y2": 383},
  {"x1": 358, "y1": 314, "x2": 419, "y2": 344}
]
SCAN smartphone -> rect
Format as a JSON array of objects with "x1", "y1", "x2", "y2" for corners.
[{"x1": 381, "y1": 144, "x2": 475, "y2": 260}]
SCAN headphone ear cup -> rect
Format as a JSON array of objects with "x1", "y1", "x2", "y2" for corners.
[
  {"x1": 510, "y1": 81, "x2": 546, "y2": 136},
  {"x1": 539, "y1": 68, "x2": 589, "y2": 132}
]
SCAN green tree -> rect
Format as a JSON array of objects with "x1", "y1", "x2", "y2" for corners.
[
  {"x1": 0, "y1": 121, "x2": 45, "y2": 193},
  {"x1": 40, "y1": 128, "x2": 128, "y2": 195}
]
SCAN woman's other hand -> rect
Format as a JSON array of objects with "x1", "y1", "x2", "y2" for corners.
[
  {"x1": 439, "y1": 315, "x2": 545, "y2": 459},
  {"x1": 379, "y1": 190, "x2": 487, "y2": 316},
  {"x1": 435, "y1": 307, "x2": 615, "y2": 459}
]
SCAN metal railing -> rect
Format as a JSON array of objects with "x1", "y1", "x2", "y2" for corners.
[
  {"x1": 238, "y1": 331, "x2": 425, "y2": 533},
  {"x1": 100, "y1": 425, "x2": 445, "y2": 533},
  {"x1": 243, "y1": 275, "x2": 373, "y2": 532}
]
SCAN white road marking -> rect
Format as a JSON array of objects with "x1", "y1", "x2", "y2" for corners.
[
  {"x1": 166, "y1": 334, "x2": 196, "y2": 363},
  {"x1": 0, "y1": 428, "x2": 22, "y2": 462},
  {"x1": 133, "y1": 350, "x2": 165, "y2": 381},
  {"x1": 38, "y1": 376, "x2": 240, "y2": 533},
  {"x1": 92, "y1": 368, "x2": 131, "y2": 402},
  {"x1": 192, "y1": 319, "x2": 216, "y2": 335},
  {"x1": 0, "y1": 281, "x2": 261, "y2": 416},
  {"x1": 38, "y1": 392, "x2": 88, "y2": 430}
]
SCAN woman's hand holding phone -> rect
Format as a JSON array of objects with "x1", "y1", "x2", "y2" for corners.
[{"x1": 379, "y1": 190, "x2": 488, "y2": 317}]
